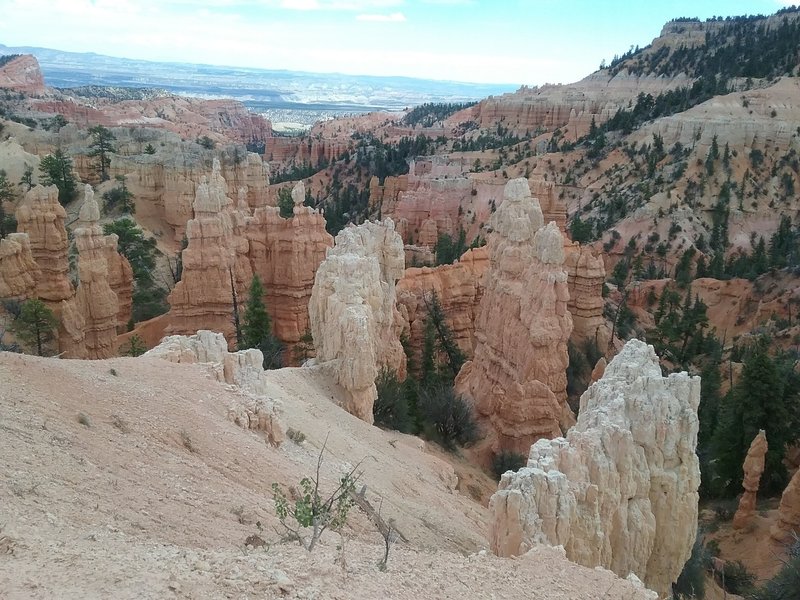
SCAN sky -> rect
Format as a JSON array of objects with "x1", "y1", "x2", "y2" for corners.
[{"x1": 0, "y1": 0, "x2": 795, "y2": 85}]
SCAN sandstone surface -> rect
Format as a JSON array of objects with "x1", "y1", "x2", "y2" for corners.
[
  {"x1": 565, "y1": 242, "x2": 611, "y2": 351},
  {"x1": 308, "y1": 219, "x2": 406, "y2": 422},
  {"x1": 396, "y1": 246, "x2": 488, "y2": 370},
  {"x1": 733, "y1": 430, "x2": 768, "y2": 530},
  {"x1": 166, "y1": 165, "x2": 331, "y2": 355},
  {"x1": 248, "y1": 181, "x2": 333, "y2": 349},
  {"x1": 146, "y1": 330, "x2": 285, "y2": 445},
  {"x1": 72, "y1": 186, "x2": 123, "y2": 358},
  {"x1": 770, "y1": 466, "x2": 800, "y2": 544},
  {"x1": 14, "y1": 185, "x2": 72, "y2": 303},
  {"x1": 0, "y1": 348, "x2": 657, "y2": 599},
  {"x1": 0, "y1": 54, "x2": 47, "y2": 94},
  {"x1": 455, "y1": 178, "x2": 573, "y2": 459},
  {"x1": 166, "y1": 159, "x2": 253, "y2": 342},
  {"x1": 0, "y1": 233, "x2": 39, "y2": 300},
  {"x1": 489, "y1": 339, "x2": 701, "y2": 598}
]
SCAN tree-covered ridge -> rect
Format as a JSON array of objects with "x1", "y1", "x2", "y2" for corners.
[
  {"x1": 607, "y1": 7, "x2": 800, "y2": 79},
  {"x1": 401, "y1": 102, "x2": 476, "y2": 127},
  {"x1": 0, "y1": 54, "x2": 22, "y2": 69}
]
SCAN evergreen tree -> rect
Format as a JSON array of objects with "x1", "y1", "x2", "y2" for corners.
[
  {"x1": 710, "y1": 338, "x2": 790, "y2": 496},
  {"x1": 88, "y1": 125, "x2": 116, "y2": 181},
  {"x1": 0, "y1": 171, "x2": 15, "y2": 237},
  {"x1": 39, "y1": 150, "x2": 78, "y2": 205},
  {"x1": 241, "y1": 274, "x2": 283, "y2": 369},
  {"x1": 12, "y1": 299, "x2": 59, "y2": 356}
]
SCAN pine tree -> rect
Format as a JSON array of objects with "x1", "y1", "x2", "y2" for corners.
[
  {"x1": 710, "y1": 338, "x2": 790, "y2": 496},
  {"x1": 241, "y1": 274, "x2": 283, "y2": 369},
  {"x1": 39, "y1": 150, "x2": 78, "y2": 205},
  {"x1": 88, "y1": 125, "x2": 116, "y2": 181},
  {"x1": 12, "y1": 299, "x2": 59, "y2": 356}
]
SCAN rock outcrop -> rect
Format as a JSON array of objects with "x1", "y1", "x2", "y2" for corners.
[
  {"x1": 489, "y1": 339, "x2": 701, "y2": 599},
  {"x1": 771, "y1": 466, "x2": 800, "y2": 544},
  {"x1": 0, "y1": 233, "x2": 39, "y2": 299},
  {"x1": 167, "y1": 159, "x2": 254, "y2": 342},
  {"x1": 396, "y1": 246, "x2": 488, "y2": 370},
  {"x1": 455, "y1": 178, "x2": 573, "y2": 458},
  {"x1": 565, "y1": 243, "x2": 611, "y2": 351},
  {"x1": 145, "y1": 330, "x2": 284, "y2": 446},
  {"x1": 72, "y1": 186, "x2": 126, "y2": 358},
  {"x1": 0, "y1": 54, "x2": 47, "y2": 94},
  {"x1": 733, "y1": 430, "x2": 768, "y2": 530},
  {"x1": 15, "y1": 185, "x2": 72, "y2": 304},
  {"x1": 248, "y1": 181, "x2": 333, "y2": 349},
  {"x1": 167, "y1": 165, "x2": 332, "y2": 355},
  {"x1": 308, "y1": 219, "x2": 406, "y2": 422}
]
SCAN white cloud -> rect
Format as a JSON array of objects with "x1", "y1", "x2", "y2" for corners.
[
  {"x1": 280, "y1": 0, "x2": 402, "y2": 9},
  {"x1": 356, "y1": 11, "x2": 406, "y2": 21}
]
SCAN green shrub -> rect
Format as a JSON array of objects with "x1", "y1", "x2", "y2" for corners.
[
  {"x1": 374, "y1": 368, "x2": 412, "y2": 433},
  {"x1": 418, "y1": 385, "x2": 479, "y2": 450},
  {"x1": 491, "y1": 450, "x2": 526, "y2": 480},
  {"x1": 749, "y1": 538, "x2": 800, "y2": 600},
  {"x1": 718, "y1": 560, "x2": 756, "y2": 596}
]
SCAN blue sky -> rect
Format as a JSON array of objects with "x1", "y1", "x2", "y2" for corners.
[{"x1": 0, "y1": 0, "x2": 794, "y2": 84}]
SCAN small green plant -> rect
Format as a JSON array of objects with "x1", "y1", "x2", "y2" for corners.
[
  {"x1": 123, "y1": 334, "x2": 146, "y2": 357},
  {"x1": 109, "y1": 368, "x2": 118, "y2": 376},
  {"x1": 77, "y1": 412, "x2": 91, "y2": 427},
  {"x1": 287, "y1": 428, "x2": 306, "y2": 444},
  {"x1": 717, "y1": 560, "x2": 756, "y2": 596},
  {"x1": 271, "y1": 438, "x2": 360, "y2": 551}
]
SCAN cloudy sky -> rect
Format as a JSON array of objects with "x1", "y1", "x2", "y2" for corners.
[{"x1": 0, "y1": 0, "x2": 794, "y2": 84}]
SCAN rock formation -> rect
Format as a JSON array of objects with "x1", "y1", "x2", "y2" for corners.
[
  {"x1": 564, "y1": 242, "x2": 611, "y2": 351},
  {"x1": 0, "y1": 54, "x2": 47, "y2": 94},
  {"x1": 489, "y1": 339, "x2": 701, "y2": 599},
  {"x1": 167, "y1": 165, "x2": 332, "y2": 355},
  {"x1": 455, "y1": 178, "x2": 574, "y2": 458},
  {"x1": 146, "y1": 330, "x2": 284, "y2": 446},
  {"x1": 396, "y1": 246, "x2": 488, "y2": 369},
  {"x1": 771, "y1": 466, "x2": 800, "y2": 544},
  {"x1": 248, "y1": 181, "x2": 333, "y2": 349},
  {"x1": 733, "y1": 430, "x2": 768, "y2": 530},
  {"x1": 15, "y1": 185, "x2": 72, "y2": 304},
  {"x1": 0, "y1": 233, "x2": 39, "y2": 299},
  {"x1": 308, "y1": 219, "x2": 406, "y2": 422},
  {"x1": 167, "y1": 159, "x2": 254, "y2": 342},
  {"x1": 72, "y1": 186, "x2": 126, "y2": 358}
]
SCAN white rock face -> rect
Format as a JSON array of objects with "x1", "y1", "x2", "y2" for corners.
[
  {"x1": 146, "y1": 331, "x2": 284, "y2": 445},
  {"x1": 489, "y1": 339, "x2": 700, "y2": 599},
  {"x1": 308, "y1": 219, "x2": 406, "y2": 423}
]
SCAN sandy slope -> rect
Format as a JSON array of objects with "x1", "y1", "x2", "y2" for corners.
[{"x1": 0, "y1": 352, "x2": 655, "y2": 599}]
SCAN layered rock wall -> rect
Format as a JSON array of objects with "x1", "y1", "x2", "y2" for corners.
[
  {"x1": 308, "y1": 219, "x2": 406, "y2": 422},
  {"x1": 167, "y1": 165, "x2": 331, "y2": 356},
  {"x1": 455, "y1": 178, "x2": 574, "y2": 458},
  {"x1": 396, "y1": 246, "x2": 488, "y2": 369},
  {"x1": 0, "y1": 233, "x2": 39, "y2": 300},
  {"x1": 771, "y1": 467, "x2": 800, "y2": 543},
  {"x1": 489, "y1": 339, "x2": 701, "y2": 599},
  {"x1": 248, "y1": 181, "x2": 333, "y2": 347},
  {"x1": 73, "y1": 186, "x2": 127, "y2": 358},
  {"x1": 15, "y1": 185, "x2": 72, "y2": 303},
  {"x1": 565, "y1": 243, "x2": 611, "y2": 351}
]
